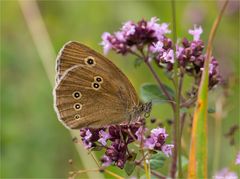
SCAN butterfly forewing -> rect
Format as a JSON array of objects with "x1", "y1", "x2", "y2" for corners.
[
  {"x1": 54, "y1": 42, "x2": 139, "y2": 129},
  {"x1": 56, "y1": 41, "x2": 138, "y2": 103}
]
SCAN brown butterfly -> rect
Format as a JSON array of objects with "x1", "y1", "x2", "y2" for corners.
[{"x1": 53, "y1": 41, "x2": 151, "y2": 129}]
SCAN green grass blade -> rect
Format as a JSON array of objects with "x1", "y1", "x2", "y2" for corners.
[{"x1": 187, "y1": 1, "x2": 229, "y2": 178}]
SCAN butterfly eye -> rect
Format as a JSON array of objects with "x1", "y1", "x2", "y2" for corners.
[
  {"x1": 74, "y1": 114, "x2": 80, "y2": 120},
  {"x1": 94, "y1": 76, "x2": 103, "y2": 83},
  {"x1": 85, "y1": 56, "x2": 96, "y2": 66},
  {"x1": 72, "y1": 91, "x2": 81, "y2": 99},
  {"x1": 73, "y1": 103, "x2": 82, "y2": 111},
  {"x1": 92, "y1": 82, "x2": 100, "y2": 90}
]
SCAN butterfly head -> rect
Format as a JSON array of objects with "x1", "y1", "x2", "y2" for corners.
[
  {"x1": 131, "y1": 101, "x2": 152, "y2": 120},
  {"x1": 141, "y1": 101, "x2": 152, "y2": 118}
]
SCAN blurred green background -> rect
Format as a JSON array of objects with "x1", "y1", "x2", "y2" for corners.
[{"x1": 1, "y1": 0, "x2": 239, "y2": 178}]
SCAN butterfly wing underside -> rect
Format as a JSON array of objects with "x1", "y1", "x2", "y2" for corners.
[{"x1": 54, "y1": 41, "x2": 139, "y2": 129}]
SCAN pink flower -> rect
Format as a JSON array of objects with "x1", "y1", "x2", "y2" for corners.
[
  {"x1": 82, "y1": 140, "x2": 92, "y2": 149},
  {"x1": 147, "y1": 17, "x2": 160, "y2": 29},
  {"x1": 188, "y1": 25, "x2": 203, "y2": 41},
  {"x1": 200, "y1": 62, "x2": 214, "y2": 75},
  {"x1": 114, "y1": 31, "x2": 125, "y2": 41},
  {"x1": 121, "y1": 21, "x2": 136, "y2": 36},
  {"x1": 98, "y1": 130, "x2": 110, "y2": 146},
  {"x1": 213, "y1": 168, "x2": 238, "y2": 179},
  {"x1": 147, "y1": 17, "x2": 171, "y2": 40},
  {"x1": 151, "y1": 128, "x2": 168, "y2": 139},
  {"x1": 144, "y1": 137, "x2": 156, "y2": 150},
  {"x1": 235, "y1": 151, "x2": 240, "y2": 165},
  {"x1": 158, "y1": 23, "x2": 171, "y2": 36},
  {"x1": 161, "y1": 144, "x2": 174, "y2": 157},
  {"x1": 80, "y1": 128, "x2": 101, "y2": 149},
  {"x1": 162, "y1": 49, "x2": 174, "y2": 64},
  {"x1": 176, "y1": 46, "x2": 184, "y2": 59},
  {"x1": 209, "y1": 63, "x2": 214, "y2": 75},
  {"x1": 101, "y1": 155, "x2": 112, "y2": 167},
  {"x1": 144, "y1": 127, "x2": 170, "y2": 150},
  {"x1": 154, "y1": 23, "x2": 171, "y2": 40},
  {"x1": 135, "y1": 126, "x2": 146, "y2": 141},
  {"x1": 150, "y1": 41, "x2": 163, "y2": 53},
  {"x1": 85, "y1": 129, "x2": 92, "y2": 140},
  {"x1": 100, "y1": 32, "x2": 112, "y2": 55}
]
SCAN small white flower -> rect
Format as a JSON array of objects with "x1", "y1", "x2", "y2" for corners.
[{"x1": 188, "y1": 25, "x2": 203, "y2": 41}]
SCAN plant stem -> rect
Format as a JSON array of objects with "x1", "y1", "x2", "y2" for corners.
[
  {"x1": 139, "y1": 164, "x2": 166, "y2": 179},
  {"x1": 139, "y1": 124, "x2": 151, "y2": 179},
  {"x1": 179, "y1": 72, "x2": 184, "y2": 102},
  {"x1": 181, "y1": 97, "x2": 197, "y2": 108},
  {"x1": 170, "y1": 0, "x2": 182, "y2": 178},
  {"x1": 104, "y1": 170, "x2": 125, "y2": 179},
  {"x1": 130, "y1": 50, "x2": 175, "y2": 110},
  {"x1": 140, "y1": 147, "x2": 150, "y2": 179},
  {"x1": 143, "y1": 157, "x2": 151, "y2": 179},
  {"x1": 90, "y1": 152, "x2": 101, "y2": 167},
  {"x1": 180, "y1": 112, "x2": 187, "y2": 138},
  {"x1": 70, "y1": 168, "x2": 99, "y2": 178},
  {"x1": 145, "y1": 61, "x2": 175, "y2": 110}
]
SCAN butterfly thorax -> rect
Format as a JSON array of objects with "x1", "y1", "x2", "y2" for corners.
[{"x1": 129, "y1": 102, "x2": 152, "y2": 121}]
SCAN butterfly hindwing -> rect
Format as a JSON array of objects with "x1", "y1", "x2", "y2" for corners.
[{"x1": 54, "y1": 64, "x2": 131, "y2": 129}]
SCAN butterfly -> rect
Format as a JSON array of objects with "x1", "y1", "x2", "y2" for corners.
[{"x1": 53, "y1": 41, "x2": 152, "y2": 129}]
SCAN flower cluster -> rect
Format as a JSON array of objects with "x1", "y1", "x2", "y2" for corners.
[
  {"x1": 100, "y1": 17, "x2": 221, "y2": 88},
  {"x1": 143, "y1": 127, "x2": 174, "y2": 156},
  {"x1": 80, "y1": 119, "x2": 173, "y2": 169},
  {"x1": 100, "y1": 17, "x2": 170, "y2": 55}
]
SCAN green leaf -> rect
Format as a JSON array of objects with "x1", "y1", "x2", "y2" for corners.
[
  {"x1": 140, "y1": 83, "x2": 174, "y2": 104},
  {"x1": 124, "y1": 161, "x2": 136, "y2": 176},
  {"x1": 188, "y1": 1, "x2": 227, "y2": 177},
  {"x1": 150, "y1": 152, "x2": 166, "y2": 170},
  {"x1": 128, "y1": 151, "x2": 137, "y2": 161}
]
